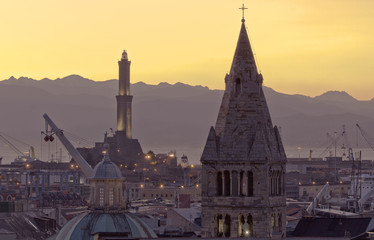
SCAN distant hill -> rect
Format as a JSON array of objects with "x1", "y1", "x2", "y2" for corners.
[{"x1": 0, "y1": 75, "x2": 373, "y2": 163}]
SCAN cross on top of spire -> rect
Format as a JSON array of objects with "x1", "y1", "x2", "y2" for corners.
[{"x1": 239, "y1": 4, "x2": 248, "y2": 22}]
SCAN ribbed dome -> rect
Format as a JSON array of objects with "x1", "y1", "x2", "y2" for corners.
[
  {"x1": 92, "y1": 154, "x2": 122, "y2": 179},
  {"x1": 55, "y1": 212, "x2": 157, "y2": 240}
]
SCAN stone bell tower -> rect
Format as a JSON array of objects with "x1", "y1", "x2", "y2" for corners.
[{"x1": 200, "y1": 13, "x2": 287, "y2": 239}]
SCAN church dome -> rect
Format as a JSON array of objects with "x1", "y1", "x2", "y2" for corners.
[
  {"x1": 92, "y1": 154, "x2": 122, "y2": 179},
  {"x1": 55, "y1": 212, "x2": 157, "y2": 240}
]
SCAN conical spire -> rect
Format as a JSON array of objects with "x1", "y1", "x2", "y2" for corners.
[
  {"x1": 229, "y1": 21, "x2": 258, "y2": 78},
  {"x1": 203, "y1": 19, "x2": 285, "y2": 163}
]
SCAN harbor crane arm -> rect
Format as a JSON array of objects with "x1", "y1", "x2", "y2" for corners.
[
  {"x1": 356, "y1": 124, "x2": 374, "y2": 152},
  {"x1": 43, "y1": 113, "x2": 94, "y2": 178},
  {"x1": 0, "y1": 134, "x2": 24, "y2": 156},
  {"x1": 306, "y1": 183, "x2": 330, "y2": 215},
  {"x1": 358, "y1": 188, "x2": 374, "y2": 212}
]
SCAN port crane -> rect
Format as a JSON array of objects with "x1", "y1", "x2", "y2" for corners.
[
  {"x1": 0, "y1": 132, "x2": 36, "y2": 162},
  {"x1": 306, "y1": 183, "x2": 330, "y2": 215},
  {"x1": 43, "y1": 113, "x2": 94, "y2": 178},
  {"x1": 356, "y1": 124, "x2": 374, "y2": 152}
]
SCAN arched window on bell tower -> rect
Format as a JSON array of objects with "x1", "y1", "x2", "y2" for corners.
[
  {"x1": 247, "y1": 171, "x2": 253, "y2": 196},
  {"x1": 217, "y1": 172, "x2": 223, "y2": 196},
  {"x1": 235, "y1": 78, "x2": 241, "y2": 95},
  {"x1": 217, "y1": 214, "x2": 223, "y2": 237},
  {"x1": 224, "y1": 171, "x2": 231, "y2": 196},
  {"x1": 224, "y1": 215, "x2": 231, "y2": 237}
]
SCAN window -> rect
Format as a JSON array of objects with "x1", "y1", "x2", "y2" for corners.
[
  {"x1": 232, "y1": 171, "x2": 238, "y2": 196},
  {"x1": 271, "y1": 214, "x2": 276, "y2": 232},
  {"x1": 235, "y1": 78, "x2": 241, "y2": 95},
  {"x1": 99, "y1": 188, "x2": 104, "y2": 206},
  {"x1": 217, "y1": 214, "x2": 223, "y2": 237},
  {"x1": 217, "y1": 172, "x2": 223, "y2": 196},
  {"x1": 208, "y1": 172, "x2": 215, "y2": 197},
  {"x1": 247, "y1": 171, "x2": 253, "y2": 196},
  {"x1": 224, "y1": 171, "x2": 230, "y2": 196},
  {"x1": 247, "y1": 215, "x2": 253, "y2": 236},
  {"x1": 238, "y1": 215, "x2": 245, "y2": 237},
  {"x1": 240, "y1": 171, "x2": 245, "y2": 196},
  {"x1": 224, "y1": 215, "x2": 231, "y2": 237},
  {"x1": 109, "y1": 188, "x2": 114, "y2": 206}
]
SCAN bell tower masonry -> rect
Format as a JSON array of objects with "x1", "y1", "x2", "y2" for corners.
[
  {"x1": 200, "y1": 7, "x2": 287, "y2": 239},
  {"x1": 117, "y1": 50, "x2": 133, "y2": 139}
]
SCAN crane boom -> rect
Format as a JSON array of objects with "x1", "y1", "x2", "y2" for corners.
[
  {"x1": 356, "y1": 124, "x2": 374, "y2": 151},
  {"x1": 43, "y1": 113, "x2": 93, "y2": 178},
  {"x1": 0, "y1": 134, "x2": 24, "y2": 156},
  {"x1": 306, "y1": 183, "x2": 330, "y2": 215}
]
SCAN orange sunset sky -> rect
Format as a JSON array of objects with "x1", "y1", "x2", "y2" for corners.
[{"x1": 1, "y1": 0, "x2": 373, "y2": 100}]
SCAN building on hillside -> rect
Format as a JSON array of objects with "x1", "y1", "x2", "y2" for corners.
[{"x1": 200, "y1": 15, "x2": 287, "y2": 238}]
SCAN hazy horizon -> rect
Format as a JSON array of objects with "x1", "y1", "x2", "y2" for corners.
[
  {"x1": 1, "y1": 77, "x2": 373, "y2": 165},
  {"x1": 1, "y1": 74, "x2": 373, "y2": 101}
]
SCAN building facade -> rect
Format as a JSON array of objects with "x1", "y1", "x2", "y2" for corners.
[{"x1": 200, "y1": 18, "x2": 287, "y2": 238}]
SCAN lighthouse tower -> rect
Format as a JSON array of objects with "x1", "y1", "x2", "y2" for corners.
[
  {"x1": 77, "y1": 51, "x2": 143, "y2": 168},
  {"x1": 116, "y1": 50, "x2": 133, "y2": 138}
]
